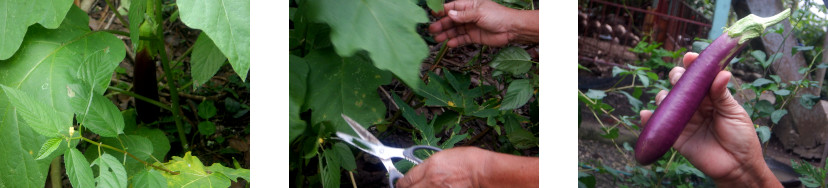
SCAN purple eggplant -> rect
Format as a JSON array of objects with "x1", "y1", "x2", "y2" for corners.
[{"x1": 635, "y1": 9, "x2": 791, "y2": 165}]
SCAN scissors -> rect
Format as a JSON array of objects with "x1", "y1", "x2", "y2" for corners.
[{"x1": 336, "y1": 114, "x2": 442, "y2": 188}]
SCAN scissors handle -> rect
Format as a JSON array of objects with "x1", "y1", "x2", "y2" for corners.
[{"x1": 402, "y1": 145, "x2": 442, "y2": 164}]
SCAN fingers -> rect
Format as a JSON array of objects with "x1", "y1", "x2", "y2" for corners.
[
  {"x1": 708, "y1": 71, "x2": 746, "y2": 117},
  {"x1": 640, "y1": 110, "x2": 653, "y2": 126},
  {"x1": 396, "y1": 164, "x2": 426, "y2": 188},
  {"x1": 682, "y1": 52, "x2": 699, "y2": 67},
  {"x1": 428, "y1": 17, "x2": 457, "y2": 35},
  {"x1": 655, "y1": 90, "x2": 668, "y2": 105},
  {"x1": 447, "y1": 34, "x2": 473, "y2": 48},
  {"x1": 668, "y1": 67, "x2": 686, "y2": 85}
]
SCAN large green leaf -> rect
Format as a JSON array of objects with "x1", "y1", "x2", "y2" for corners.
[
  {"x1": 0, "y1": 0, "x2": 74, "y2": 59},
  {"x1": 177, "y1": 0, "x2": 250, "y2": 80},
  {"x1": 155, "y1": 152, "x2": 244, "y2": 188},
  {"x1": 289, "y1": 55, "x2": 308, "y2": 143},
  {"x1": 92, "y1": 153, "x2": 128, "y2": 188},
  {"x1": 500, "y1": 79, "x2": 534, "y2": 110},
  {"x1": 207, "y1": 163, "x2": 251, "y2": 182},
  {"x1": 306, "y1": 0, "x2": 428, "y2": 88},
  {"x1": 305, "y1": 48, "x2": 391, "y2": 134},
  {"x1": 65, "y1": 148, "x2": 95, "y2": 188},
  {"x1": 128, "y1": 0, "x2": 147, "y2": 50},
  {"x1": 321, "y1": 151, "x2": 341, "y2": 188},
  {"x1": 132, "y1": 169, "x2": 167, "y2": 188},
  {"x1": 0, "y1": 5, "x2": 125, "y2": 135},
  {"x1": 1, "y1": 85, "x2": 72, "y2": 137},
  {"x1": 191, "y1": 33, "x2": 227, "y2": 90},
  {"x1": 68, "y1": 82, "x2": 125, "y2": 137},
  {"x1": 0, "y1": 95, "x2": 52, "y2": 188},
  {"x1": 489, "y1": 46, "x2": 533, "y2": 75}
]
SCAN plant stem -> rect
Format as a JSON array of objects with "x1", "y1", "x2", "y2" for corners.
[
  {"x1": 108, "y1": 86, "x2": 172, "y2": 111},
  {"x1": 654, "y1": 151, "x2": 678, "y2": 188},
  {"x1": 103, "y1": 0, "x2": 129, "y2": 28},
  {"x1": 79, "y1": 137, "x2": 179, "y2": 175},
  {"x1": 155, "y1": 38, "x2": 189, "y2": 150},
  {"x1": 50, "y1": 157, "x2": 62, "y2": 188},
  {"x1": 349, "y1": 171, "x2": 358, "y2": 188}
]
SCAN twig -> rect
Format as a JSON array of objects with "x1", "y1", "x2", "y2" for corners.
[
  {"x1": 108, "y1": 86, "x2": 172, "y2": 111},
  {"x1": 80, "y1": 137, "x2": 179, "y2": 175},
  {"x1": 103, "y1": 0, "x2": 128, "y2": 28},
  {"x1": 349, "y1": 171, "x2": 358, "y2": 188}
]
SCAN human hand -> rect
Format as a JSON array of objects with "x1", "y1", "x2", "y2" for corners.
[
  {"x1": 395, "y1": 147, "x2": 486, "y2": 188},
  {"x1": 640, "y1": 52, "x2": 780, "y2": 187},
  {"x1": 428, "y1": 0, "x2": 537, "y2": 47},
  {"x1": 395, "y1": 147, "x2": 538, "y2": 188}
]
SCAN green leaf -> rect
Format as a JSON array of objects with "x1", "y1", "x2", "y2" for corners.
[
  {"x1": 771, "y1": 109, "x2": 788, "y2": 124},
  {"x1": 756, "y1": 126, "x2": 771, "y2": 143},
  {"x1": 333, "y1": 142, "x2": 357, "y2": 171},
  {"x1": 35, "y1": 137, "x2": 62, "y2": 160},
  {"x1": 128, "y1": 0, "x2": 146, "y2": 50},
  {"x1": 792, "y1": 46, "x2": 814, "y2": 55},
  {"x1": 305, "y1": 49, "x2": 390, "y2": 134},
  {"x1": 0, "y1": 5, "x2": 125, "y2": 139},
  {"x1": 600, "y1": 127, "x2": 619, "y2": 139},
  {"x1": 0, "y1": 0, "x2": 74, "y2": 59},
  {"x1": 508, "y1": 128, "x2": 539, "y2": 149},
  {"x1": 0, "y1": 92, "x2": 53, "y2": 187},
  {"x1": 585, "y1": 89, "x2": 606, "y2": 100},
  {"x1": 76, "y1": 49, "x2": 121, "y2": 95},
  {"x1": 1, "y1": 85, "x2": 72, "y2": 137},
  {"x1": 489, "y1": 46, "x2": 533, "y2": 75},
  {"x1": 191, "y1": 33, "x2": 228, "y2": 90},
  {"x1": 393, "y1": 93, "x2": 440, "y2": 146},
  {"x1": 752, "y1": 78, "x2": 774, "y2": 87},
  {"x1": 774, "y1": 89, "x2": 791, "y2": 96},
  {"x1": 306, "y1": 0, "x2": 428, "y2": 88},
  {"x1": 765, "y1": 53, "x2": 782, "y2": 68},
  {"x1": 92, "y1": 153, "x2": 128, "y2": 188},
  {"x1": 132, "y1": 169, "x2": 167, "y2": 188},
  {"x1": 578, "y1": 172, "x2": 596, "y2": 188},
  {"x1": 130, "y1": 127, "x2": 170, "y2": 162},
  {"x1": 198, "y1": 121, "x2": 216, "y2": 136},
  {"x1": 177, "y1": 0, "x2": 250, "y2": 80},
  {"x1": 68, "y1": 82, "x2": 125, "y2": 137},
  {"x1": 322, "y1": 151, "x2": 341, "y2": 188},
  {"x1": 290, "y1": 55, "x2": 308, "y2": 143},
  {"x1": 750, "y1": 50, "x2": 766, "y2": 64},
  {"x1": 440, "y1": 132, "x2": 468, "y2": 149},
  {"x1": 65, "y1": 148, "x2": 95, "y2": 188},
  {"x1": 500, "y1": 79, "x2": 533, "y2": 110},
  {"x1": 90, "y1": 135, "x2": 154, "y2": 177},
  {"x1": 198, "y1": 100, "x2": 218, "y2": 119},
  {"x1": 800, "y1": 94, "x2": 820, "y2": 109},
  {"x1": 427, "y1": 0, "x2": 445, "y2": 12},
  {"x1": 155, "y1": 152, "x2": 241, "y2": 188},
  {"x1": 617, "y1": 90, "x2": 643, "y2": 111},
  {"x1": 207, "y1": 163, "x2": 250, "y2": 182}
]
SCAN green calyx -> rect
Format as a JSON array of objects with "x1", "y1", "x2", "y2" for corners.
[{"x1": 726, "y1": 8, "x2": 791, "y2": 44}]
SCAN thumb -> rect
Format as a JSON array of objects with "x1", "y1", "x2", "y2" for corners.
[
  {"x1": 709, "y1": 71, "x2": 744, "y2": 116},
  {"x1": 448, "y1": 9, "x2": 478, "y2": 23}
]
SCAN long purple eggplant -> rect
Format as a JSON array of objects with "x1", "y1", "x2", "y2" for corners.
[{"x1": 635, "y1": 9, "x2": 791, "y2": 165}]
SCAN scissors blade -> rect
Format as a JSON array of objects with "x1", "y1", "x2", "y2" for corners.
[
  {"x1": 341, "y1": 114, "x2": 382, "y2": 145},
  {"x1": 335, "y1": 132, "x2": 381, "y2": 156}
]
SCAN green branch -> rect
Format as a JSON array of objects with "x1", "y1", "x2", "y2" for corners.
[
  {"x1": 79, "y1": 137, "x2": 179, "y2": 175},
  {"x1": 108, "y1": 86, "x2": 172, "y2": 111}
]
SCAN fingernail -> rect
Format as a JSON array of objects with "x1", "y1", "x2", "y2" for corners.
[{"x1": 449, "y1": 10, "x2": 457, "y2": 16}]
